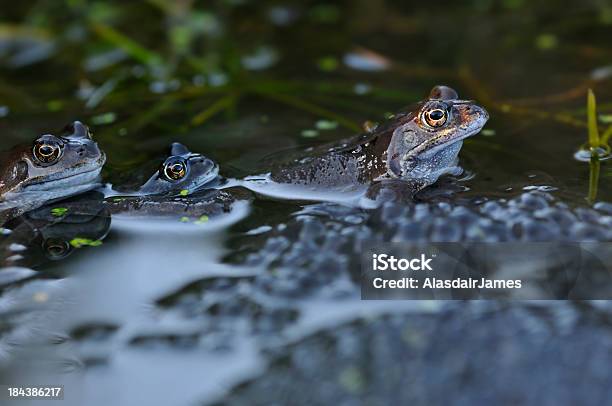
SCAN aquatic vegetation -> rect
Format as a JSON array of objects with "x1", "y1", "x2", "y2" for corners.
[
  {"x1": 577, "y1": 89, "x2": 611, "y2": 202},
  {"x1": 69, "y1": 238, "x2": 103, "y2": 248},
  {"x1": 586, "y1": 89, "x2": 612, "y2": 154},
  {"x1": 50, "y1": 207, "x2": 68, "y2": 217}
]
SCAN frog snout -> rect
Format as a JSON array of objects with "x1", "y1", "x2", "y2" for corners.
[
  {"x1": 479, "y1": 105, "x2": 490, "y2": 122},
  {"x1": 458, "y1": 104, "x2": 489, "y2": 126}
]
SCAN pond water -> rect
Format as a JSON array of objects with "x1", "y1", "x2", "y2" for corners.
[{"x1": 0, "y1": 1, "x2": 611, "y2": 405}]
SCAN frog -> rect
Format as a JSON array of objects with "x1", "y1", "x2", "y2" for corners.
[
  {"x1": 242, "y1": 85, "x2": 488, "y2": 201},
  {"x1": 0, "y1": 121, "x2": 106, "y2": 226},
  {"x1": 137, "y1": 142, "x2": 220, "y2": 195},
  {"x1": 106, "y1": 142, "x2": 251, "y2": 219}
]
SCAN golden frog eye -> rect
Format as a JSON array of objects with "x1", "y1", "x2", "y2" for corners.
[
  {"x1": 163, "y1": 159, "x2": 187, "y2": 181},
  {"x1": 423, "y1": 108, "x2": 448, "y2": 128},
  {"x1": 33, "y1": 139, "x2": 63, "y2": 165}
]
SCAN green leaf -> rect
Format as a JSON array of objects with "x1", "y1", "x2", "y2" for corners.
[
  {"x1": 195, "y1": 215, "x2": 209, "y2": 225},
  {"x1": 70, "y1": 238, "x2": 103, "y2": 248},
  {"x1": 51, "y1": 207, "x2": 68, "y2": 217},
  {"x1": 179, "y1": 189, "x2": 189, "y2": 196},
  {"x1": 535, "y1": 34, "x2": 558, "y2": 50},
  {"x1": 317, "y1": 57, "x2": 338, "y2": 72},
  {"x1": 315, "y1": 120, "x2": 338, "y2": 130},
  {"x1": 481, "y1": 129, "x2": 496, "y2": 137},
  {"x1": 91, "y1": 112, "x2": 117, "y2": 125},
  {"x1": 301, "y1": 129, "x2": 319, "y2": 138},
  {"x1": 599, "y1": 114, "x2": 612, "y2": 124}
]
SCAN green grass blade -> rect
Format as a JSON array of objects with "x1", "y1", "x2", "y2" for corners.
[
  {"x1": 90, "y1": 22, "x2": 163, "y2": 67},
  {"x1": 587, "y1": 89, "x2": 600, "y2": 148},
  {"x1": 191, "y1": 94, "x2": 237, "y2": 126}
]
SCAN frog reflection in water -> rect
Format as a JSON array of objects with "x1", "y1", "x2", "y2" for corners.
[
  {"x1": 107, "y1": 143, "x2": 249, "y2": 218},
  {"x1": 245, "y1": 85, "x2": 489, "y2": 200},
  {"x1": 1, "y1": 191, "x2": 111, "y2": 270},
  {"x1": 0, "y1": 122, "x2": 106, "y2": 226}
]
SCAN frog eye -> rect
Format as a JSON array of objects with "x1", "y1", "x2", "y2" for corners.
[
  {"x1": 33, "y1": 138, "x2": 63, "y2": 165},
  {"x1": 423, "y1": 108, "x2": 448, "y2": 128},
  {"x1": 163, "y1": 159, "x2": 187, "y2": 181},
  {"x1": 43, "y1": 238, "x2": 71, "y2": 260}
]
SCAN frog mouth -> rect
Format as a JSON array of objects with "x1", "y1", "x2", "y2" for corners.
[
  {"x1": 23, "y1": 166, "x2": 103, "y2": 191},
  {"x1": 1, "y1": 166, "x2": 104, "y2": 213},
  {"x1": 416, "y1": 127, "x2": 482, "y2": 159},
  {"x1": 24, "y1": 156, "x2": 105, "y2": 188}
]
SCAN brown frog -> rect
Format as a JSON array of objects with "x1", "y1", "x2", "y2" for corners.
[{"x1": 246, "y1": 86, "x2": 488, "y2": 200}]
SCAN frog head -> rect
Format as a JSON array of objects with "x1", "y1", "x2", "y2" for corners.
[
  {"x1": 0, "y1": 121, "x2": 106, "y2": 210},
  {"x1": 139, "y1": 143, "x2": 219, "y2": 195},
  {"x1": 386, "y1": 85, "x2": 489, "y2": 187}
]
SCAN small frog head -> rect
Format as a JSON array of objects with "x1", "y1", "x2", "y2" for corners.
[
  {"x1": 386, "y1": 85, "x2": 488, "y2": 187},
  {"x1": 140, "y1": 143, "x2": 219, "y2": 195}
]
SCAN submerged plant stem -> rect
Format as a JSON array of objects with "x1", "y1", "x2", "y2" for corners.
[{"x1": 588, "y1": 155, "x2": 600, "y2": 203}]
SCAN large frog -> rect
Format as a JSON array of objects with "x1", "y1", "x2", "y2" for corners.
[
  {"x1": 0, "y1": 121, "x2": 106, "y2": 225},
  {"x1": 244, "y1": 85, "x2": 488, "y2": 200},
  {"x1": 107, "y1": 143, "x2": 251, "y2": 219}
]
